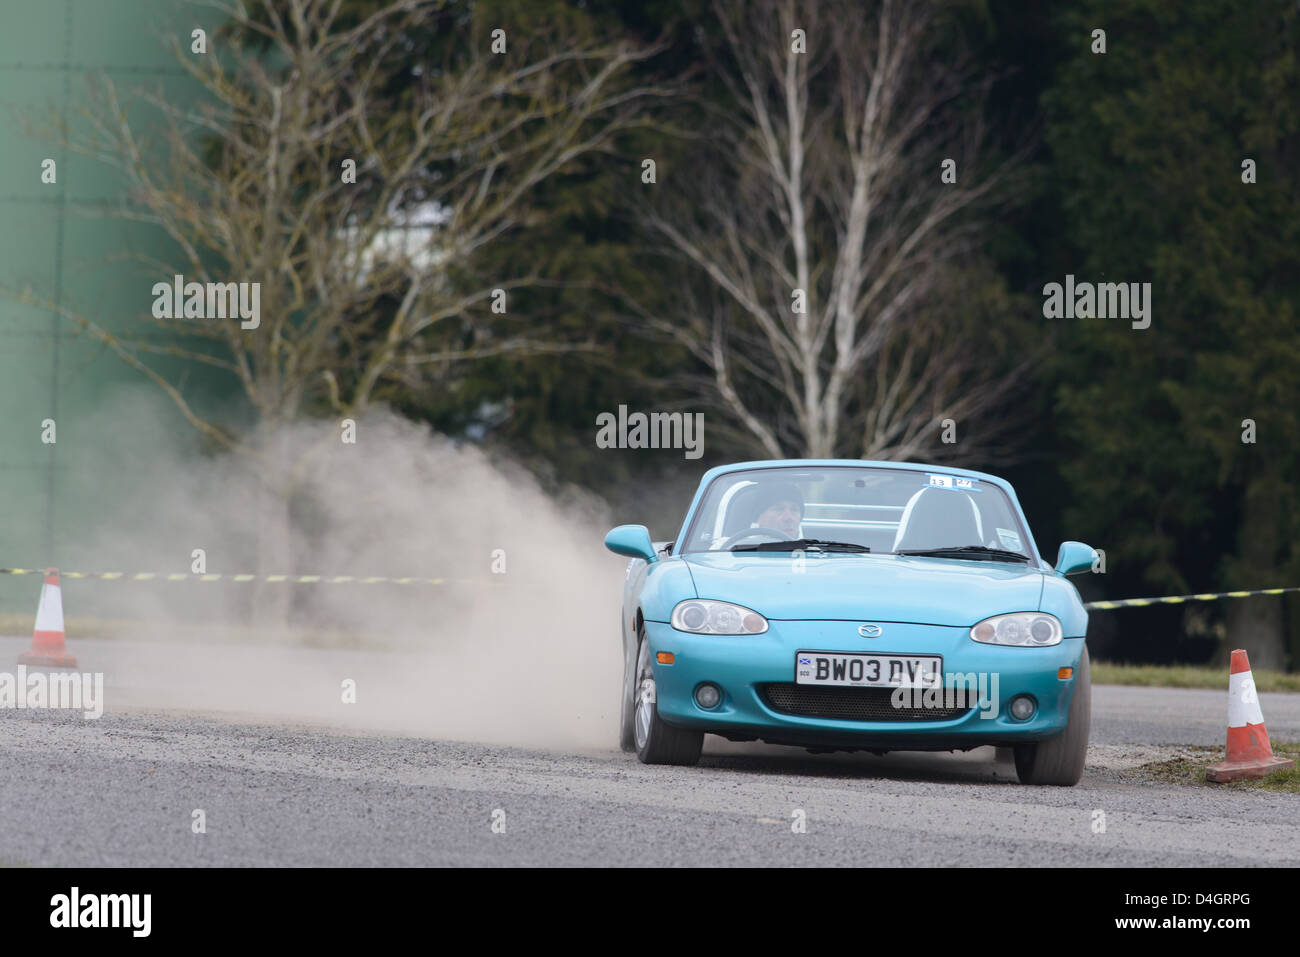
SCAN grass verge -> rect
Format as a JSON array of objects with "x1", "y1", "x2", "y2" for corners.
[
  {"x1": 1132, "y1": 741, "x2": 1300, "y2": 793},
  {"x1": 1093, "y1": 661, "x2": 1300, "y2": 692}
]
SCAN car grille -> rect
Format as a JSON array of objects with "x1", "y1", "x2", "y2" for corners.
[{"x1": 760, "y1": 683, "x2": 972, "y2": 722}]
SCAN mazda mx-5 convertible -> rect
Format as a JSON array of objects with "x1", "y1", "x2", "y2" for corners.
[{"x1": 605, "y1": 460, "x2": 1098, "y2": 785}]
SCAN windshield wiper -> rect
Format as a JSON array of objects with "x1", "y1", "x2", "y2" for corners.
[
  {"x1": 732, "y1": 538, "x2": 870, "y2": 553},
  {"x1": 894, "y1": 545, "x2": 1029, "y2": 563}
]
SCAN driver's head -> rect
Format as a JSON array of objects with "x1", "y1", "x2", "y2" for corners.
[{"x1": 752, "y1": 482, "x2": 804, "y2": 539}]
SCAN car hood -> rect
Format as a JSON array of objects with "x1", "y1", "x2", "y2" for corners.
[{"x1": 681, "y1": 552, "x2": 1045, "y2": 626}]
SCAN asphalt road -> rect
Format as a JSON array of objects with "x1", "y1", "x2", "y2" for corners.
[{"x1": 1, "y1": 636, "x2": 1297, "y2": 867}]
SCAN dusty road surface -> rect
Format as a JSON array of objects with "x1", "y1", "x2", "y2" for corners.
[{"x1": 1, "y1": 635, "x2": 1297, "y2": 867}]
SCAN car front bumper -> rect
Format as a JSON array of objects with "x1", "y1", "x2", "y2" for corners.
[{"x1": 643, "y1": 619, "x2": 1087, "y2": 750}]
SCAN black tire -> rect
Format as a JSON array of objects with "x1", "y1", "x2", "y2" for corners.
[
  {"x1": 632, "y1": 629, "x2": 703, "y2": 766},
  {"x1": 1014, "y1": 645, "x2": 1091, "y2": 786},
  {"x1": 618, "y1": 618, "x2": 637, "y2": 752}
]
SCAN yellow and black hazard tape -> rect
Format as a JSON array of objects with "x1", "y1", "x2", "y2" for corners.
[
  {"x1": 0, "y1": 568, "x2": 461, "y2": 586},
  {"x1": 0, "y1": 567, "x2": 1291, "y2": 603},
  {"x1": 1085, "y1": 586, "x2": 1300, "y2": 610}
]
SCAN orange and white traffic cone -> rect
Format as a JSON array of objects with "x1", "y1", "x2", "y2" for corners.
[
  {"x1": 1206, "y1": 649, "x2": 1293, "y2": 782},
  {"x1": 17, "y1": 568, "x2": 77, "y2": 668}
]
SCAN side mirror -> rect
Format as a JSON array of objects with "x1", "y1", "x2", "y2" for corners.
[
  {"x1": 1055, "y1": 541, "x2": 1098, "y2": 576},
  {"x1": 605, "y1": 525, "x2": 658, "y2": 563}
]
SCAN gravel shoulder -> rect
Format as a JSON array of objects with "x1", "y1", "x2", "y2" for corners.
[{"x1": 1, "y1": 702, "x2": 1297, "y2": 867}]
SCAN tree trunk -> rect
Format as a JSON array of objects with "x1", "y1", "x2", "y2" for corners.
[
  {"x1": 250, "y1": 427, "x2": 295, "y2": 639},
  {"x1": 1225, "y1": 597, "x2": 1284, "y2": 671},
  {"x1": 1222, "y1": 472, "x2": 1287, "y2": 670}
]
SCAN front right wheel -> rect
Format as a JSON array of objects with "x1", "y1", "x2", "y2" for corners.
[
  {"x1": 632, "y1": 630, "x2": 703, "y2": 766},
  {"x1": 618, "y1": 619, "x2": 637, "y2": 752},
  {"x1": 1013, "y1": 645, "x2": 1091, "y2": 786}
]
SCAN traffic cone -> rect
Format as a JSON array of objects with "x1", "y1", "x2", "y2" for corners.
[
  {"x1": 17, "y1": 568, "x2": 77, "y2": 668},
  {"x1": 1206, "y1": 649, "x2": 1293, "y2": 782}
]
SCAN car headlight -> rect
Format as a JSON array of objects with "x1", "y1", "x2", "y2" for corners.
[
  {"x1": 671, "y1": 600, "x2": 768, "y2": 635},
  {"x1": 970, "y1": 612, "x2": 1062, "y2": 647}
]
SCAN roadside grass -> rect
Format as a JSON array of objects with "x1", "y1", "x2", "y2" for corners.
[
  {"x1": 1094, "y1": 661, "x2": 1300, "y2": 693},
  {"x1": 1134, "y1": 741, "x2": 1300, "y2": 794}
]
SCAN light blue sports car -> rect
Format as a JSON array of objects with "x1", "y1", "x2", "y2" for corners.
[{"x1": 605, "y1": 460, "x2": 1098, "y2": 785}]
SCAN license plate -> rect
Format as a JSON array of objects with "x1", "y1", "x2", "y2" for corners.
[{"x1": 795, "y1": 652, "x2": 941, "y2": 689}]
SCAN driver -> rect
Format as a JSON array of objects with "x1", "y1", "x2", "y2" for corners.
[{"x1": 751, "y1": 482, "x2": 804, "y2": 539}]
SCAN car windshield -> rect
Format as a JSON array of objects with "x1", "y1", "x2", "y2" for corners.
[{"x1": 679, "y1": 466, "x2": 1032, "y2": 560}]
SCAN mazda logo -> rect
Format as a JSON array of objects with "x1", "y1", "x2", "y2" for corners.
[{"x1": 858, "y1": 623, "x2": 883, "y2": 638}]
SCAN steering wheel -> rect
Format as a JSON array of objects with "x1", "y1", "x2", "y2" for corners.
[{"x1": 721, "y1": 526, "x2": 793, "y2": 550}]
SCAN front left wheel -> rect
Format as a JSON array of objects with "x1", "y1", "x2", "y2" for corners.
[
  {"x1": 1013, "y1": 645, "x2": 1091, "y2": 786},
  {"x1": 632, "y1": 630, "x2": 703, "y2": 766}
]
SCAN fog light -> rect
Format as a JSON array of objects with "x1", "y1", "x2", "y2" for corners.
[
  {"x1": 695, "y1": 684, "x2": 721, "y2": 709},
  {"x1": 1009, "y1": 695, "x2": 1036, "y2": 720}
]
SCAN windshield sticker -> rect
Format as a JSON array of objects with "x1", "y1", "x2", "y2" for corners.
[
  {"x1": 927, "y1": 474, "x2": 981, "y2": 492},
  {"x1": 996, "y1": 528, "x2": 1022, "y2": 551}
]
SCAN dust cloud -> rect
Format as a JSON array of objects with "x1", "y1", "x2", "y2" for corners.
[{"x1": 23, "y1": 388, "x2": 665, "y2": 751}]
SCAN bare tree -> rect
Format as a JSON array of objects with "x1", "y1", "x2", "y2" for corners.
[
  {"x1": 633, "y1": 0, "x2": 1028, "y2": 462},
  {"x1": 11, "y1": 0, "x2": 670, "y2": 591}
]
